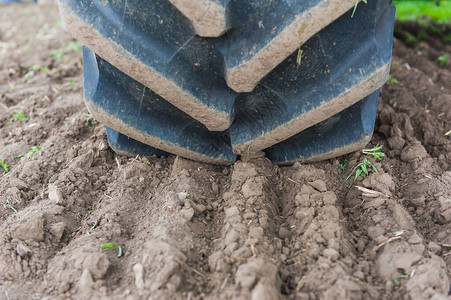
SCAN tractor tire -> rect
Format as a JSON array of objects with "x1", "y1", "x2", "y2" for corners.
[{"x1": 59, "y1": 0, "x2": 395, "y2": 164}]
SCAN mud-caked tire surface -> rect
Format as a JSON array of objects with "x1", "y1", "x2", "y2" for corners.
[
  {"x1": 59, "y1": 0, "x2": 395, "y2": 163},
  {"x1": 0, "y1": 4, "x2": 450, "y2": 300}
]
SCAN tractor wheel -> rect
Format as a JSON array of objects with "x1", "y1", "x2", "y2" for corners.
[{"x1": 59, "y1": 0, "x2": 395, "y2": 164}]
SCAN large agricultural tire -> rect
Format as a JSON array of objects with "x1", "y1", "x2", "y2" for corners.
[{"x1": 59, "y1": 0, "x2": 395, "y2": 165}]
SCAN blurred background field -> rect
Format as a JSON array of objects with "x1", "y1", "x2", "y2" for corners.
[{"x1": 395, "y1": 0, "x2": 451, "y2": 23}]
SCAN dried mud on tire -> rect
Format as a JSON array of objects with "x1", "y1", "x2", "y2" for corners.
[{"x1": 0, "y1": 4, "x2": 450, "y2": 300}]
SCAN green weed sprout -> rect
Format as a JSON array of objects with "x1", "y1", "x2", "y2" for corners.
[
  {"x1": 387, "y1": 75, "x2": 400, "y2": 84},
  {"x1": 337, "y1": 159, "x2": 348, "y2": 178},
  {"x1": 66, "y1": 41, "x2": 82, "y2": 52},
  {"x1": 24, "y1": 71, "x2": 34, "y2": 81},
  {"x1": 24, "y1": 65, "x2": 51, "y2": 81},
  {"x1": 29, "y1": 64, "x2": 40, "y2": 71},
  {"x1": 5, "y1": 200, "x2": 17, "y2": 213},
  {"x1": 337, "y1": 159, "x2": 347, "y2": 171},
  {"x1": 51, "y1": 49, "x2": 63, "y2": 60},
  {"x1": 418, "y1": 258, "x2": 428, "y2": 265},
  {"x1": 224, "y1": 179, "x2": 237, "y2": 188},
  {"x1": 437, "y1": 54, "x2": 448, "y2": 67},
  {"x1": 402, "y1": 31, "x2": 427, "y2": 44},
  {"x1": 342, "y1": 144, "x2": 385, "y2": 187},
  {"x1": 344, "y1": 158, "x2": 378, "y2": 188},
  {"x1": 296, "y1": 41, "x2": 303, "y2": 65},
  {"x1": 15, "y1": 146, "x2": 41, "y2": 158},
  {"x1": 351, "y1": 0, "x2": 367, "y2": 18},
  {"x1": 85, "y1": 116, "x2": 96, "y2": 126},
  {"x1": 11, "y1": 110, "x2": 29, "y2": 122},
  {"x1": 100, "y1": 243, "x2": 123, "y2": 257},
  {"x1": 394, "y1": 274, "x2": 408, "y2": 285},
  {"x1": 362, "y1": 144, "x2": 385, "y2": 160},
  {"x1": 0, "y1": 159, "x2": 9, "y2": 176},
  {"x1": 445, "y1": 129, "x2": 451, "y2": 136}
]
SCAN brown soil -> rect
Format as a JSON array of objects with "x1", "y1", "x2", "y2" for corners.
[{"x1": 0, "y1": 4, "x2": 450, "y2": 300}]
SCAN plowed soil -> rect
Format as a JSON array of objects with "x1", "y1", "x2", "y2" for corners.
[{"x1": 0, "y1": 4, "x2": 450, "y2": 300}]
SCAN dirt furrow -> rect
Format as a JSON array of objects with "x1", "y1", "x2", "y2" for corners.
[
  {"x1": 204, "y1": 159, "x2": 284, "y2": 299},
  {"x1": 385, "y1": 44, "x2": 450, "y2": 170},
  {"x1": 375, "y1": 93, "x2": 451, "y2": 287},
  {"x1": 279, "y1": 163, "x2": 374, "y2": 299},
  {"x1": 337, "y1": 166, "x2": 449, "y2": 299}
]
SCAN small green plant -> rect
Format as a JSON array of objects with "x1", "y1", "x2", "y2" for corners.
[
  {"x1": 24, "y1": 71, "x2": 34, "y2": 80},
  {"x1": 425, "y1": 23, "x2": 443, "y2": 34},
  {"x1": 36, "y1": 23, "x2": 54, "y2": 40},
  {"x1": 351, "y1": 0, "x2": 367, "y2": 18},
  {"x1": 24, "y1": 65, "x2": 51, "y2": 81},
  {"x1": 51, "y1": 49, "x2": 64, "y2": 60},
  {"x1": 344, "y1": 158, "x2": 378, "y2": 188},
  {"x1": 66, "y1": 41, "x2": 82, "y2": 52},
  {"x1": 337, "y1": 159, "x2": 348, "y2": 179},
  {"x1": 445, "y1": 129, "x2": 451, "y2": 136},
  {"x1": 224, "y1": 179, "x2": 237, "y2": 188},
  {"x1": 11, "y1": 110, "x2": 28, "y2": 122},
  {"x1": 15, "y1": 146, "x2": 41, "y2": 158},
  {"x1": 85, "y1": 116, "x2": 97, "y2": 126},
  {"x1": 24, "y1": 65, "x2": 39, "y2": 81},
  {"x1": 50, "y1": 42, "x2": 80, "y2": 61},
  {"x1": 440, "y1": 86, "x2": 445, "y2": 93},
  {"x1": 29, "y1": 64, "x2": 40, "y2": 72},
  {"x1": 443, "y1": 34, "x2": 451, "y2": 44},
  {"x1": 337, "y1": 159, "x2": 347, "y2": 172},
  {"x1": 72, "y1": 113, "x2": 95, "y2": 124},
  {"x1": 342, "y1": 144, "x2": 385, "y2": 188},
  {"x1": 424, "y1": 216, "x2": 431, "y2": 225},
  {"x1": 387, "y1": 75, "x2": 400, "y2": 84},
  {"x1": 394, "y1": 274, "x2": 408, "y2": 285},
  {"x1": 392, "y1": 230, "x2": 403, "y2": 237},
  {"x1": 296, "y1": 41, "x2": 303, "y2": 65},
  {"x1": 100, "y1": 243, "x2": 123, "y2": 257},
  {"x1": 0, "y1": 159, "x2": 9, "y2": 176},
  {"x1": 362, "y1": 144, "x2": 385, "y2": 159},
  {"x1": 5, "y1": 200, "x2": 17, "y2": 213},
  {"x1": 404, "y1": 31, "x2": 421, "y2": 43},
  {"x1": 437, "y1": 54, "x2": 448, "y2": 67},
  {"x1": 418, "y1": 258, "x2": 428, "y2": 265},
  {"x1": 88, "y1": 210, "x2": 95, "y2": 215}
]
